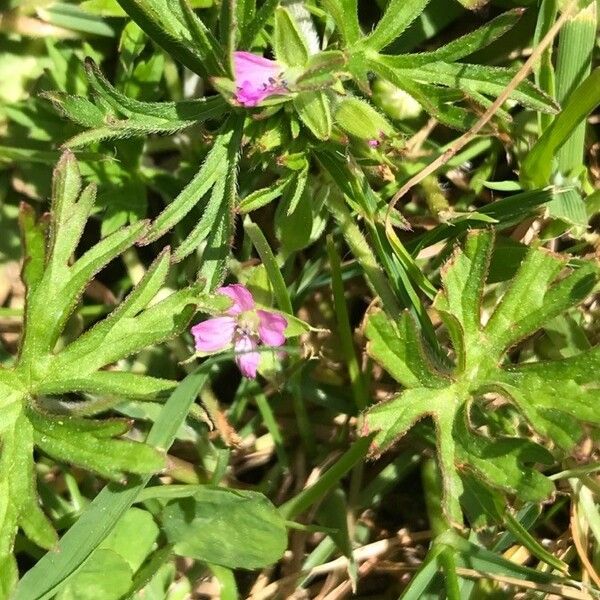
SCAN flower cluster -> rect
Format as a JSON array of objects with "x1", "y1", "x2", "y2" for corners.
[{"x1": 191, "y1": 284, "x2": 287, "y2": 378}]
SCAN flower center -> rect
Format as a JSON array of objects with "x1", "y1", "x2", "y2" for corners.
[{"x1": 236, "y1": 310, "x2": 260, "y2": 336}]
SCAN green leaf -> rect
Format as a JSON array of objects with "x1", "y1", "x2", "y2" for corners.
[
  {"x1": 14, "y1": 368, "x2": 211, "y2": 600},
  {"x1": 238, "y1": 0, "x2": 279, "y2": 49},
  {"x1": 382, "y1": 9, "x2": 525, "y2": 68},
  {"x1": 392, "y1": 61, "x2": 559, "y2": 115},
  {"x1": 42, "y1": 93, "x2": 106, "y2": 128},
  {"x1": 19, "y1": 152, "x2": 148, "y2": 366},
  {"x1": 273, "y1": 7, "x2": 309, "y2": 67},
  {"x1": 320, "y1": 0, "x2": 360, "y2": 44},
  {"x1": 39, "y1": 2, "x2": 117, "y2": 36},
  {"x1": 195, "y1": 115, "x2": 244, "y2": 287},
  {"x1": 485, "y1": 252, "x2": 596, "y2": 352},
  {"x1": 0, "y1": 152, "x2": 235, "y2": 593},
  {"x1": 115, "y1": 0, "x2": 215, "y2": 76},
  {"x1": 367, "y1": 57, "x2": 478, "y2": 130},
  {"x1": 143, "y1": 115, "x2": 240, "y2": 245},
  {"x1": 521, "y1": 68, "x2": 600, "y2": 188},
  {"x1": 366, "y1": 311, "x2": 448, "y2": 389},
  {"x1": 293, "y1": 91, "x2": 332, "y2": 140},
  {"x1": 47, "y1": 59, "x2": 228, "y2": 147},
  {"x1": 28, "y1": 408, "x2": 165, "y2": 480},
  {"x1": 554, "y1": 1, "x2": 597, "y2": 175},
  {"x1": 545, "y1": 188, "x2": 588, "y2": 233},
  {"x1": 365, "y1": 230, "x2": 599, "y2": 523},
  {"x1": 55, "y1": 549, "x2": 133, "y2": 600},
  {"x1": 295, "y1": 50, "x2": 347, "y2": 91},
  {"x1": 275, "y1": 189, "x2": 313, "y2": 253},
  {"x1": 238, "y1": 179, "x2": 287, "y2": 214},
  {"x1": 497, "y1": 347, "x2": 600, "y2": 450},
  {"x1": 334, "y1": 96, "x2": 393, "y2": 140},
  {"x1": 162, "y1": 487, "x2": 287, "y2": 568},
  {"x1": 101, "y1": 507, "x2": 159, "y2": 571},
  {"x1": 18, "y1": 203, "x2": 48, "y2": 296},
  {"x1": 361, "y1": 0, "x2": 431, "y2": 52},
  {"x1": 178, "y1": 0, "x2": 224, "y2": 76}
]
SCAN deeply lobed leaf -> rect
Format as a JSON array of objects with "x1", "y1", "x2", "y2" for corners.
[{"x1": 365, "y1": 230, "x2": 599, "y2": 522}]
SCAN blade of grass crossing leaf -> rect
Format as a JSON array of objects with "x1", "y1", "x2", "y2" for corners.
[
  {"x1": 14, "y1": 367, "x2": 212, "y2": 600},
  {"x1": 370, "y1": 222, "x2": 440, "y2": 355},
  {"x1": 326, "y1": 236, "x2": 367, "y2": 411},
  {"x1": 357, "y1": 453, "x2": 421, "y2": 507},
  {"x1": 492, "y1": 504, "x2": 540, "y2": 552},
  {"x1": 533, "y1": 0, "x2": 558, "y2": 132},
  {"x1": 438, "y1": 530, "x2": 559, "y2": 584},
  {"x1": 384, "y1": 225, "x2": 436, "y2": 300},
  {"x1": 503, "y1": 510, "x2": 568, "y2": 572},
  {"x1": 521, "y1": 68, "x2": 600, "y2": 188},
  {"x1": 279, "y1": 436, "x2": 373, "y2": 520},
  {"x1": 325, "y1": 192, "x2": 401, "y2": 319},
  {"x1": 400, "y1": 549, "x2": 444, "y2": 599},
  {"x1": 554, "y1": 1, "x2": 597, "y2": 175}
]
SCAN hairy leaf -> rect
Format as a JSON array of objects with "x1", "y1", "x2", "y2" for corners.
[{"x1": 365, "y1": 230, "x2": 599, "y2": 522}]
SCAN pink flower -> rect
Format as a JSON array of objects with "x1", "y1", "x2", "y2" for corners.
[
  {"x1": 233, "y1": 51, "x2": 287, "y2": 107},
  {"x1": 191, "y1": 284, "x2": 288, "y2": 378},
  {"x1": 368, "y1": 131, "x2": 387, "y2": 148}
]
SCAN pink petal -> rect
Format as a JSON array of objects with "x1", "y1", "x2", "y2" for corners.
[
  {"x1": 233, "y1": 51, "x2": 281, "y2": 81},
  {"x1": 191, "y1": 316, "x2": 236, "y2": 352},
  {"x1": 257, "y1": 310, "x2": 287, "y2": 347},
  {"x1": 232, "y1": 51, "x2": 286, "y2": 107},
  {"x1": 217, "y1": 284, "x2": 255, "y2": 315},
  {"x1": 236, "y1": 81, "x2": 272, "y2": 107},
  {"x1": 234, "y1": 335, "x2": 261, "y2": 378}
]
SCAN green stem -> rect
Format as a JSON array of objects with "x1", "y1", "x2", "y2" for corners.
[
  {"x1": 326, "y1": 236, "x2": 368, "y2": 412},
  {"x1": 244, "y1": 221, "x2": 293, "y2": 314},
  {"x1": 422, "y1": 458, "x2": 461, "y2": 600},
  {"x1": 326, "y1": 193, "x2": 402, "y2": 319},
  {"x1": 279, "y1": 435, "x2": 372, "y2": 520},
  {"x1": 244, "y1": 220, "x2": 314, "y2": 452},
  {"x1": 254, "y1": 384, "x2": 290, "y2": 469}
]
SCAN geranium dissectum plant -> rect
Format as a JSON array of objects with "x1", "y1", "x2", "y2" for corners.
[
  {"x1": 191, "y1": 284, "x2": 288, "y2": 377},
  {"x1": 5, "y1": 0, "x2": 600, "y2": 598}
]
